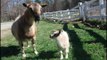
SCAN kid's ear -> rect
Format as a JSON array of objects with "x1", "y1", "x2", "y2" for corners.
[
  {"x1": 41, "y1": 4, "x2": 47, "y2": 7},
  {"x1": 59, "y1": 29, "x2": 63, "y2": 32}
]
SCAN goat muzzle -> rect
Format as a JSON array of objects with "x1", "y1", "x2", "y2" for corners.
[{"x1": 34, "y1": 15, "x2": 40, "y2": 22}]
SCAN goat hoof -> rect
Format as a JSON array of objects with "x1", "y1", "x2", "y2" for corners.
[
  {"x1": 27, "y1": 45, "x2": 30, "y2": 48},
  {"x1": 60, "y1": 57, "x2": 63, "y2": 60},
  {"x1": 65, "y1": 57, "x2": 68, "y2": 59},
  {"x1": 34, "y1": 51, "x2": 38, "y2": 55},
  {"x1": 22, "y1": 54, "x2": 26, "y2": 60},
  {"x1": 22, "y1": 54, "x2": 26, "y2": 58}
]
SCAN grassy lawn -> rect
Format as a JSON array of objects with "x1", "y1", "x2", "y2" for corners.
[{"x1": 1, "y1": 20, "x2": 106, "y2": 60}]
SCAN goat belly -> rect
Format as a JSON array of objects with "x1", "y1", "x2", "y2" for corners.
[
  {"x1": 18, "y1": 32, "x2": 35, "y2": 39},
  {"x1": 17, "y1": 27, "x2": 36, "y2": 39},
  {"x1": 25, "y1": 31, "x2": 35, "y2": 38},
  {"x1": 56, "y1": 37, "x2": 69, "y2": 49},
  {"x1": 57, "y1": 41, "x2": 69, "y2": 49},
  {"x1": 25, "y1": 26, "x2": 36, "y2": 38}
]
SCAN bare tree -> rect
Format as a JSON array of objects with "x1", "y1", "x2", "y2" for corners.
[{"x1": 1, "y1": 0, "x2": 28, "y2": 22}]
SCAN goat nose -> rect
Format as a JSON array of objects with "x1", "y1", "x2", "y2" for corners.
[
  {"x1": 34, "y1": 15, "x2": 40, "y2": 22},
  {"x1": 36, "y1": 16, "x2": 40, "y2": 20}
]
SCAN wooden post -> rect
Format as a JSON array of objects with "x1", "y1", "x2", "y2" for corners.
[
  {"x1": 99, "y1": 0, "x2": 105, "y2": 20},
  {"x1": 79, "y1": 2, "x2": 83, "y2": 18},
  {"x1": 79, "y1": 2, "x2": 86, "y2": 21},
  {"x1": 43, "y1": 13, "x2": 45, "y2": 19},
  {"x1": 55, "y1": 12, "x2": 57, "y2": 18},
  {"x1": 67, "y1": 9, "x2": 71, "y2": 19},
  {"x1": 61, "y1": 11, "x2": 63, "y2": 20},
  {"x1": 51, "y1": 12, "x2": 54, "y2": 19},
  {"x1": 84, "y1": 1, "x2": 88, "y2": 20}
]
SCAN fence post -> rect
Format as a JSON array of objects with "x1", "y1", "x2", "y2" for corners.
[
  {"x1": 67, "y1": 9, "x2": 71, "y2": 19},
  {"x1": 84, "y1": 1, "x2": 88, "y2": 20},
  {"x1": 79, "y1": 2, "x2": 82, "y2": 18},
  {"x1": 51, "y1": 12, "x2": 54, "y2": 19},
  {"x1": 99, "y1": 0, "x2": 105, "y2": 20},
  {"x1": 55, "y1": 12, "x2": 57, "y2": 19},
  {"x1": 43, "y1": 12, "x2": 47, "y2": 19},
  {"x1": 79, "y1": 2, "x2": 86, "y2": 21},
  {"x1": 61, "y1": 11, "x2": 63, "y2": 20},
  {"x1": 42, "y1": 13, "x2": 44, "y2": 19}
]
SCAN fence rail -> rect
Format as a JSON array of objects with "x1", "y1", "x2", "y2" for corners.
[{"x1": 42, "y1": 0, "x2": 106, "y2": 22}]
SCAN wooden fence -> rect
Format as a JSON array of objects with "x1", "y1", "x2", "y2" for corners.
[{"x1": 42, "y1": 0, "x2": 106, "y2": 22}]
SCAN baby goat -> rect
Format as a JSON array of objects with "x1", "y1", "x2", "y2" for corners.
[{"x1": 50, "y1": 29, "x2": 70, "y2": 59}]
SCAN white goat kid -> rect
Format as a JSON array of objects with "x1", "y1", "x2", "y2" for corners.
[{"x1": 50, "y1": 29, "x2": 70, "y2": 60}]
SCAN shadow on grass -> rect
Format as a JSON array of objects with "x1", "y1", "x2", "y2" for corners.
[
  {"x1": 27, "y1": 50, "x2": 58, "y2": 60},
  {"x1": 73, "y1": 23, "x2": 106, "y2": 48},
  {"x1": 0, "y1": 46, "x2": 20, "y2": 57},
  {"x1": 73, "y1": 23, "x2": 81, "y2": 29},
  {"x1": 83, "y1": 29, "x2": 106, "y2": 48},
  {"x1": 63, "y1": 23, "x2": 91, "y2": 60}
]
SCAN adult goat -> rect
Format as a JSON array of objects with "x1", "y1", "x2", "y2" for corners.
[{"x1": 11, "y1": 2, "x2": 47, "y2": 59}]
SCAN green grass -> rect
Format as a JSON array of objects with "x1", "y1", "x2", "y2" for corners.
[{"x1": 1, "y1": 20, "x2": 106, "y2": 60}]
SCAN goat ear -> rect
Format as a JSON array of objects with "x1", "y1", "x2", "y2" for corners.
[
  {"x1": 23, "y1": 3, "x2": 27, "y2": 7},
  {"x1": 41, "y1": 4, "x2": 47, "y2": 7}
]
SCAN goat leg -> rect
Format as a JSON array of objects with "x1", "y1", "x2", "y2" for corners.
[
  {"x1": 31, "y1": 38, "x2": 38, "y2": 55},
  {"x1": 26, "y1": 40, "x2": 30, "y2": 48},
  {"x1": 65, "y1": 48, "x2": 69, "y2": 59},
  {"x1": 19, "y1": 41, "x2": 26, "y2": 59},
  {"x1": 60, "y1": 50, "x2": 63, "y2": 60}
]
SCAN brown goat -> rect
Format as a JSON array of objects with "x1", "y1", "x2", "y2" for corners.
[{"x1": 11, "y1": 2, "x2": 47, "y2": 59}]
